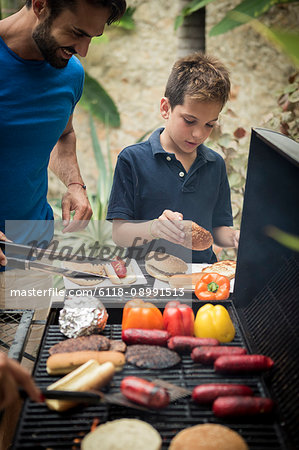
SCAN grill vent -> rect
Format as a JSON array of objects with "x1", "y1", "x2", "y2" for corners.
[{"x1": 239, "y1": 256, "x2": 299, "y2": 449}]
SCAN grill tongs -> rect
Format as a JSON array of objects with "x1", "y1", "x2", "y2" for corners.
[
  {"x1": 0, "y1": 240, "x2": 107, "y2": 279},
  {"x1": 20, "y1": 380, "x2": 191, "y2": 412}
]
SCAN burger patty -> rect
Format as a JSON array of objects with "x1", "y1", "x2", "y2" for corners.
[
  {"x1": 146, "y1": 264, "x2": 173, "y2": 276},
  {"x1": 49, "y1": 334, "x2": 110, "y2": 355},
  {"x1": 126, "y1": 345, "x2": 181, "y2": 369},
  {"x1": 109, "y1": 340, "x2": 127, "y2": 353}
]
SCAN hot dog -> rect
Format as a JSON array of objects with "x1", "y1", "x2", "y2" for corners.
[
  {"x1": 191, "y1": 346, "x2": 247, "y2": 364},
  {"x1": 213, "y1": 396, "x2": 274, "y2": 417},
  {"x1": 214, "y1": 354, "x2": 274, "y2": 373},
  {"x1": 192, "y1": 384, "x2": 253, "y2": 404},
  {"x1": 120, "y1": 376, "x2": 170, "y2": 409},
  {"x1": 47, "y1": 351, "x2": 125, "y2": 375},
  {"x1": 122, "y1": 329, "x2": 170, "y2": 346},
  {"x1": 167, "y1": 336, "x2": 219, "y2": 354},
  {"x1": 111, "y1": 258, "x2": 127, "y2": 278},
  {"x1": 105, "y1": 259, "x2": 136, "y2": 285}
]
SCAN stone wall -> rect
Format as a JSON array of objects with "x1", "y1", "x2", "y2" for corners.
[{"x1": 48, "y1": 0, "x2": 298, "y2": 199}]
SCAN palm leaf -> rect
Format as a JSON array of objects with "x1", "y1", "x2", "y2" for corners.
[
  {"x1": 80, "y1": 72, "x2": 120, "y2": 127},
  {"x1": 209, "y1": 0, "x2": 298, "y2": 36}
]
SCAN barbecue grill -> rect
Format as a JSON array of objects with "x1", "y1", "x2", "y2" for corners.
[{"x1": 11, "y1": 129, "x2": 299, "y2": 449}]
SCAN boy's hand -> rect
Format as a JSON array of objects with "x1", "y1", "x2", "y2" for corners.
[{"x1": 151, "y1": 210, "x2": 185, "y2": 245}]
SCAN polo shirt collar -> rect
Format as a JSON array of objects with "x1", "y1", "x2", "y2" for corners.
[{"x1": 149, "y1": 127, "x2": 216, "y2": 163}]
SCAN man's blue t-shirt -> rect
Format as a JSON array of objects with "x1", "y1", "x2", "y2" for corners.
[
  {"x1": 0, "y1": 36, "x2": 84, "y2": 240},
  {"x1": 107, "y1": 128, "x2": 233, "y2": 263}
]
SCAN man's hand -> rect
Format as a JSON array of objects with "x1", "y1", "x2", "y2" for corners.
[
  {"x1": 0, "y1": 352, "x2": 42, "y2": 410},
  {"x1": 61, "y1": 185, "x2": 93, "y2": 233},
  {"x1": 151, "y1": 209, "x2": 185, "y2": 245}
]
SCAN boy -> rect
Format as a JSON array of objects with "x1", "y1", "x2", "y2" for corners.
[{"x1": 107, "y1": 53, "x2": 239, "y2": 263}]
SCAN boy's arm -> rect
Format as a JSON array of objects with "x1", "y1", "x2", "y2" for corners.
[
  {"x1": 212, "y1": 226, "x2": 240, "y2": 249},
  {"x1": 112, "y1": 211, "x2": 186, "y2": 247}
]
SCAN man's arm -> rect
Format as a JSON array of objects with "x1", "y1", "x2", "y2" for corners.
[
  {"x1": 212, "y1": 226, "x2": 240, "y2": 249},
  {"x1": 49, "y1": 115, "x2": 92, "y2": 232}
]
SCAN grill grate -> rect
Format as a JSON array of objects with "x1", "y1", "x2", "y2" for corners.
[
  {"x1": 238, "y1": 257, "x2": 299, "y2": 450},
  {"x1": 13, "y1": 303, "x2": 287, "y2": 450}
]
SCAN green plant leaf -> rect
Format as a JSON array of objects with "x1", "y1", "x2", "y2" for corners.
[
  {"x1": 115, "y1": 6, "x2": 136, "y2": 30},
  {"x1": 80, "y1": 72, "x2": 120, "y2": 127},
  {"x1": 266, "y1": 28, "x2": 299, "y2": 67},
  {"x1": 89, "y1": 114, "x2": 107, "y2": 186},
  {"x1": 209, "y1": 0, "x2": 298, "y2": 36},
  {"x1": 265, "y1": 226, "x2": 299, "y2": 252},
  {"x1": 174, "y1": 0, "x2": 214, "y2": 30}
]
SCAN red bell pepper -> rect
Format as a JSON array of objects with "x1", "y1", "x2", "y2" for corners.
[{"x1": 163, "y1": 301, "x2": 194, "y2": 336}]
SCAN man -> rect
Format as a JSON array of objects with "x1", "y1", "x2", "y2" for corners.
[
  {"x1": 0, "y1": 2, "x2": 126, "y2": 447},
  {"x1": 0, "y1": 0, "x2": 126, "y2": 264}
]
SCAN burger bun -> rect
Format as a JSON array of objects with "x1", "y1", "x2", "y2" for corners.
[{"x1": 145, "y1": 251, "x2": 188, "y2": 282}]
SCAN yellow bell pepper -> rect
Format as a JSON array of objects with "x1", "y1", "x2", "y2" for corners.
[{"x1": 194, "y1": 303, "x2": 235, "y2": 343}]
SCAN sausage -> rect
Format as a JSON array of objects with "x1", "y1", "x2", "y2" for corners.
[
  {"x1": 213, "y1": 396, "x2": 274, "y2": 417},
  {"x1": 191, "y1": 346, "x2": 247, "y2": 364},
  {"x1": 192, "y1": 384, "x2": 253, "y2": 404},
  {"x1": 167, "y1": 336, "x2": 219, "y2": 354},
  {"x1": 111, "y1": 258, "x2": 127, "y2": 278},
  {"x1": 214, "y1": 354, "x2": 274, "y2": 373},
  {"x1": 120, "y1": 376, "x2": 170, "y2": 409},
  {"x1": 122, "y1": 329, "x2": 170, "y2": 346}
]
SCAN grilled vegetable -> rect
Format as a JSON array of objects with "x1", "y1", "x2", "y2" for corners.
[
  {"x1": 167, "y1": 336, "x2": 219, "y2": 354},
  {"x1": 111, "y1": 258, "x2": 127, "y2": 278},
  {"x1": 194, "y1": 304, "x2": 235, "y2": 343},
  {"x1": 122, "y1": 299, "x2": 164, "y2": 331},
  {"x1": 212, "y1": 396, "x2": 274, "y2": 417},
  {"x1": 194, "y1": 273, "x2": 230, "y2": 301},
  {"x1": 162, "y1": 301, "x2": 194, "y2": 336},
  {"x1": 120, "y1": 376, "x2": 170, "y2": 409},
  {"x1": 192, "y1": 384, "x2": 253, "y2": 404},
  {"x1": 122, "y1": 329, "x2": 170, "y2": 346},
  {"x1": 191, "y1": 346, "x2": 247, "y2": 364},
  {"x1": 214, "y1": 354, "x2": 274, "y2": 373}
]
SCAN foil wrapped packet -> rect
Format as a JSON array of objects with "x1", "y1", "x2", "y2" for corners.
[{"x1": 59, "y1": 295, "x2": 108, "y2": 338}]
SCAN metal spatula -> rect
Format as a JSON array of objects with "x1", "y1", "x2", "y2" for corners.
[{"x1": 152, "y1": 379, "x2": 191, "y2": 401}]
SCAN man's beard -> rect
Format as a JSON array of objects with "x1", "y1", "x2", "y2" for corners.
[{"x1": 32, "y1": 18, "x2": 73, "y2": 69}]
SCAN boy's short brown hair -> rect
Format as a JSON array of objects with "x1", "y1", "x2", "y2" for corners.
[{"x1": 165, "y1": 52, "x2": 230, "y2": 109}]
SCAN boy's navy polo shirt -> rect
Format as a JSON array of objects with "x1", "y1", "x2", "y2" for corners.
[{"x1": 107, "y1": 128, "x2": 233, "y2": 263}]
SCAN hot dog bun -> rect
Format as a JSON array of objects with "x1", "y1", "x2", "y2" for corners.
[
  {"x1": 169, "y1": 423, "x2": 248, "y2": 450},
  {"x1": 46, "y1": 360, "x2": 115, "y2": 411},
  {"x1": 183, "y1": 221, "x2": 213, "y2": 251},
  {"x1": 104, "y1": 261, "x2": 137, "y2": 285},
  {"x1": 202, "y1": 260, "x2": 236, "y2": 280},
  {"x1": 169, "y1": 272, "x2": 205, "y2": 290},
  {"x1": 145, "y1": 252, "x2": 188, "y2": 282},
  {"x1": 47, "y1": 351, "x2": 125, "y2": 375}
]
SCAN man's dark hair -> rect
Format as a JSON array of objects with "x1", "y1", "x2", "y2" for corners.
[{"x1": 25, "y1": 0, "x2": 126, "y2": 24}]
